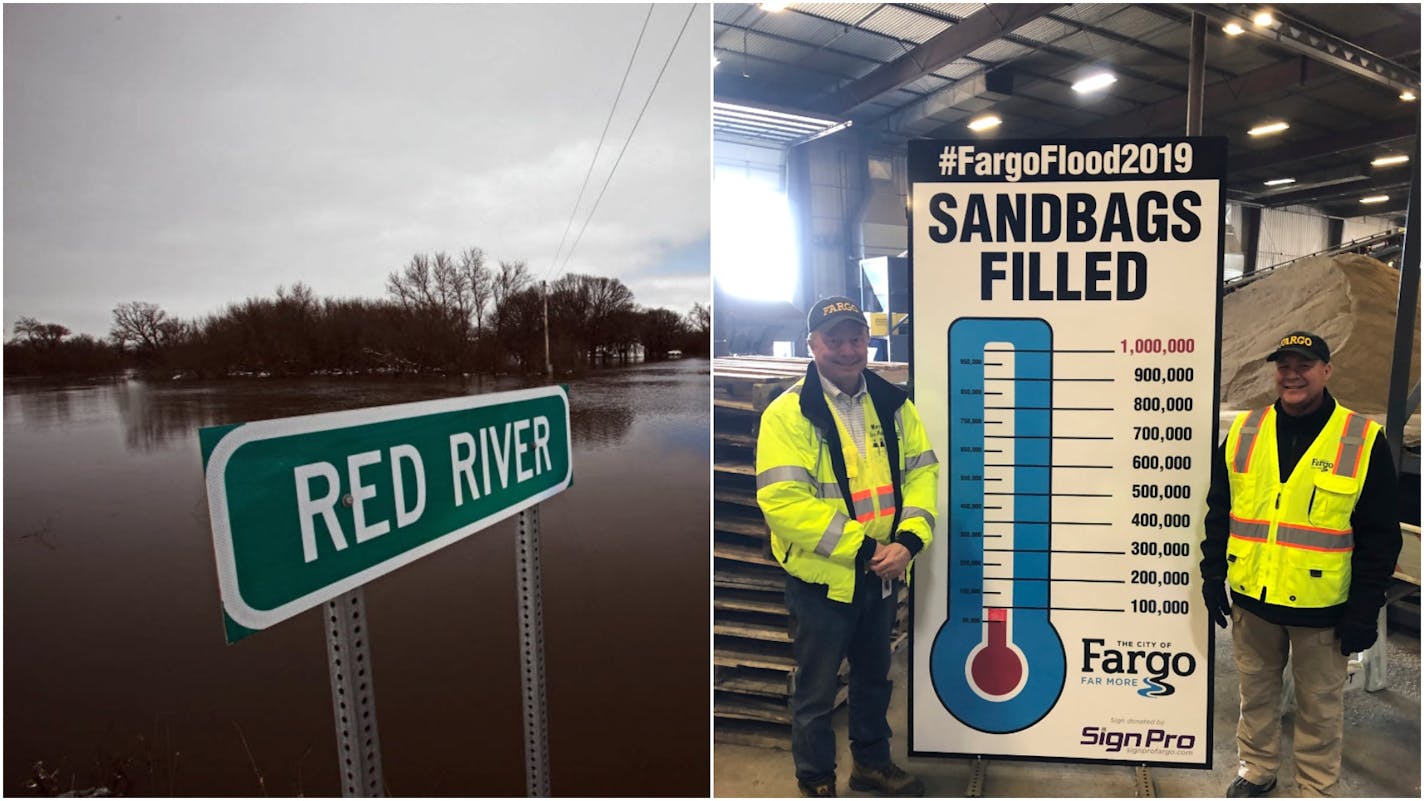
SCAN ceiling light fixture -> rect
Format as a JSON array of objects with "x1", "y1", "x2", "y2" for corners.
[
  {"x1": 1247, "y1": 121, "x2": 1289, "y2": 136},
  {"x1": 1360, "y1": 195, "x2": 1390, "y2": 204},
  {"x1": 1401, "y1": 90, "x2": 1418, "y2": 102},
  {"x1": 1253, "y1": 11, "x2": 1274, "y2": 26},
  {"x1": 760, "y1": 1, "x2": 789, "y2": 11},
  {"x1": 1071, "y1": 72, "x2": 1117, "y2": 94},
  {"x1": 967, "y1": 115, "x2": 1002, "y2": 131},
  {"x1": 1223, "y1": 22, "x2": 1245, "y2": 36},
  {"x1": 1263, "y1": 178, "x2": 1296, "y2": 186},
  {"x1": 1371, "y1": 155, "x2": 1409, "y2": 167},
  {"x1": 713, "y1": 102, "x2": 842, "y2": 130}
]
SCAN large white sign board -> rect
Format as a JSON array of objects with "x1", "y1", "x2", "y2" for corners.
[{"x1": 909, "y1": 138, "x2": 1224, "y2": 766}]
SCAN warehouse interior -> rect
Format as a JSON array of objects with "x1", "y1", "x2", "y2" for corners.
[{"x1": 711, "y1": 3, "x2": 1420, "y2": 797}]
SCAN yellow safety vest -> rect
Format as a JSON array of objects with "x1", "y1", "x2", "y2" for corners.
[
  {"x1": 1224, "y1": 403, "x2": 1378, "y2": 608},
  {"x1": 756, "y1": 379, "x2": 939, "y2": 603}
]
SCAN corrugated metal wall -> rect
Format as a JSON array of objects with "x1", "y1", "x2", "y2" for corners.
[
  {"x1": 1342, "y1": 215, "x2": 1399, "y2": 244},
  {"x1": 1256, "y1": 205, "x2": 1330, "y2": 268}
]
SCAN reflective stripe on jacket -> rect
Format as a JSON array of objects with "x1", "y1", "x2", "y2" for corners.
[
  {"x1": 1224, "y1": 403, "x2": 1378, "y2": 608},
  {"x1": 755, "y1": 365, "x2": 939, "y2": 603}
]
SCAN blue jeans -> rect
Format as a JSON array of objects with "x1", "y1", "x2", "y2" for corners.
[{"x1": 785, "y1": 571, "x2": 897, "y2": 783}]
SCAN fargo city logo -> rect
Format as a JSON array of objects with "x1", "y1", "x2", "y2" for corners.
[
  {"x1": 1280, "y1": 334, "x2": 1314, "y2": 348},
  {"x1": 1079, "y1": 638, "x2": 1198, "y2": 698}
]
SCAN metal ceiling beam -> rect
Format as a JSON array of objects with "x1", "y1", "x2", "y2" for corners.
[
  {"x1": 1254, "y1": 176, "x2": 1411, "y2": 209},
  {"x1": 1227, "y1": 117, "x2": 1418, "y2": 174},
  {"x1": 1184, "y1": 4, "x2": 1421, "y2": 94},
  {"x1": 909, "y1": 3, "x2": 1233, "y2": 89},
  {"x1": 1317, "y1": 197, "x2": 1411, "y2": 218},
  {"x1": 815, "y1": 3, "x2": 1062, "y2": 117},
  {"x1": 1234, "y1": 163, "x2": 1376, "y2": 202},
  {"x1": 1069, "y1": 55, "x2": 1328, "y2": 137},
  {"x1": 1066, "y1": 18, "x2": 1417, "y2": 138}
]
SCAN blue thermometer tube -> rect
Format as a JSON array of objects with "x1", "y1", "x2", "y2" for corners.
[{"x1": 931, "y1": 317, "x2": 1066, "y2": 734}]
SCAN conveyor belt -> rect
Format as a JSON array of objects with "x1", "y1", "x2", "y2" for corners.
[{"x1": 1223, "y1": 228, "x2": 1405, "y2": 294}]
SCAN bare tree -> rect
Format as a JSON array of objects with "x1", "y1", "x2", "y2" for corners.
[
  {"x1": 687, "y1": 302, "x2": 710, "y2": 335},
  {"x1": 588, "y1": 276, "x2": 636, "y2": 320},
  {"x1": 386, "y1": 254, "x2": 436, "y2": 310},
  {"x1": 275, "y1": 282, "x2": 318, "y2": 314},
  {"x1": 110, "y1": 301, "x2": 177, "y2": 352},
  {"x1": 432, "y1": 251, "x2": 461, "y2": 311},
  {"x1": 459, "y1": 247, "x2": 494, "y2": 333},
  {"x1": 638, "y1": 307, "x2": 687, "y2": 360},
  {"x1": 12, "y1": 317, "x2": 70, "y2": 348},
  {"x1": 492, "y1": 259, "x2": 532, "y2": 310},
  {"x1": 586, "y1": 276, "x2": 635, "y2": 363},
  {"x1": 491, "y1": 259, "x2": 534, "y2": 353}
]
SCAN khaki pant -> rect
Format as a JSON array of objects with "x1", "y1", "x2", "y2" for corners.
[{"x1": 1232, "y1": 606, "x2": 1348, "y2": 797}]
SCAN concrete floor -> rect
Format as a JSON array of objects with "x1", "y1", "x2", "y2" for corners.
[{"x1": 714, "y1": 626, "x2": 1420, "y2": 797}]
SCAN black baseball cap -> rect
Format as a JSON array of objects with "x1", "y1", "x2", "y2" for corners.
[
  {"x1": 1266, "y1": 330, "x2": 1330, "y2": 363},
  {"x1": 807, "y1": 296, "x2": 868, "y2": 335}
]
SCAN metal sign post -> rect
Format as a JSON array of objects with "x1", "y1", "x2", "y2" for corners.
[
  {"x1": 324, "y1": 589, "x2": 384, "y2": 797},
  {"x1": 516, "y1": 505, "x2": 551, "y2": 797}
]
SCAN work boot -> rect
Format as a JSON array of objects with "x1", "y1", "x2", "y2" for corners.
[
  {"x1": 797, "y1": 777, "x2": 836, "y2": 797},
  {"x1": 848, "y1": 761, "x2": 924, "y2": 797},
  {"x1": 1226, "y1": 776, "x2": 1277, "y2": 797}
]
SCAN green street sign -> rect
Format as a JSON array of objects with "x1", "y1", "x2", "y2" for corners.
[{"x1": 200, "y1": 386, "x2": 572, "y2": 642}]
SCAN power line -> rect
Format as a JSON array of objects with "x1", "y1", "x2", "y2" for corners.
[
  {"x1": 544, "y1": 5, "x2": 655, "y2": 283},
  {"x1": 552, "y1": 4, "x2": 698, "y2": 282}
]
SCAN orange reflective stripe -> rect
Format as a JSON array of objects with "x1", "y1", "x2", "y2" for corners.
[
  {"x1": 1233, "y1": 408, "x2": 1269, "y2": 474},
  {"x1": 1228, "y1": 513, "x2": 1270, "y2": 543},
  {"x1": 1332, "y1": 413, "x2": 1370, "y2": 478},
  {"x1": 876, "y1": 484, "x2": 895, "y2": 518},
  {"x1": 1229, "y1": 513, "x2": 1270, "y2": 526},
  {"x1": 1275, "y1": 521, "x2": 1354, "y2": 552},
  {"x1": 851, "y1": 488, "x2": 875, "y2": 523}
]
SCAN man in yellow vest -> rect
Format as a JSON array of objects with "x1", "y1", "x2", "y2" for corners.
[
  {"x1": 756, "y1": 296, "x2": 939, "y2": 798},
  {"x1": 1201, "y1": 330, "x2": 1401, "y2": 797}
]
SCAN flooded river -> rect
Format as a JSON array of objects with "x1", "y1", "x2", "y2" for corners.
[{"x1": 4, "y1": 359, "x2": 710, "y2": 796}]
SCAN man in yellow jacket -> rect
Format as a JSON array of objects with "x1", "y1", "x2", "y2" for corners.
[
  {"x1": 1200, "y1": 331, "x2": 1401, "y2": 798},
  {"x1": 756, "y1": 296, "x2": 939, "y2": 798}
]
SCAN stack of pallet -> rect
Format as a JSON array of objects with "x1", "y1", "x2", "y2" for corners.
[{"x1": 713, "y1": 355, "x2": 910, "y2": 748}]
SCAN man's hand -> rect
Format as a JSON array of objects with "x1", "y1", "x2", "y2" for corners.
[
  {"x1": 1202, "y1": 578, "x2": 1231, "y2": 629},
  {"x1": 868, "y1": 542, "x2": 911, "y2": 580},
  {"x1": 1337, "y1": 618, "x2": 1377, "y2": 655}
]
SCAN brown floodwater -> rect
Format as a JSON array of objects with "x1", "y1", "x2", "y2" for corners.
[{"x1": 4, "y1": 359, "x2": 710, "y2": 796}]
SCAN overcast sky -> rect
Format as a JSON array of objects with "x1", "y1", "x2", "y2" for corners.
[{"x1": 5, "y1": 4, "x2": 710, "y2": 339}]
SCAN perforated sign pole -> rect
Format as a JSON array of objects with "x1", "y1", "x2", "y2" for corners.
[
  {"x1": 325, "y1": 589, "x2": 384, "y2": 797},
  {"x1": 517, "y1": 505, "x2": 551, "y2": 797}
]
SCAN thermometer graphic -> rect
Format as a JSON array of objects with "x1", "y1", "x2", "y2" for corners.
[{"x1": 930, "y1": 317, "x2": 1066, "y2": 733}]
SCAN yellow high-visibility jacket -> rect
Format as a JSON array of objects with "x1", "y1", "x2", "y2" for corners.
[
  {"x1": 1224, "y1": 402, "x2": 1379, "y2": 608},
  {"x1": 755, "y1": 364, "x2": 939, "y2": 603}
]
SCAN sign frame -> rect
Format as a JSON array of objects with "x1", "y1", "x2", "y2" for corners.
[{"x1": 905, "y1": 136, "x2": 1227, "y2": 768}]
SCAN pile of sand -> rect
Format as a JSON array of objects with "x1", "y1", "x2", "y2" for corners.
[{"x1": 1220, "y1": 252, "x2": 1420, "y2": 415}]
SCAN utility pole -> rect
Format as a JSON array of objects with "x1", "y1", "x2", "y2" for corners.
[{"x1": 542, "y1": 280, "x2": 552, "y2": 377}]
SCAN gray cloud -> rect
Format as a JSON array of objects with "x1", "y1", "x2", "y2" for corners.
[{"x1": 5, "y1": 3, "x2": 710, "y2": 337}]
